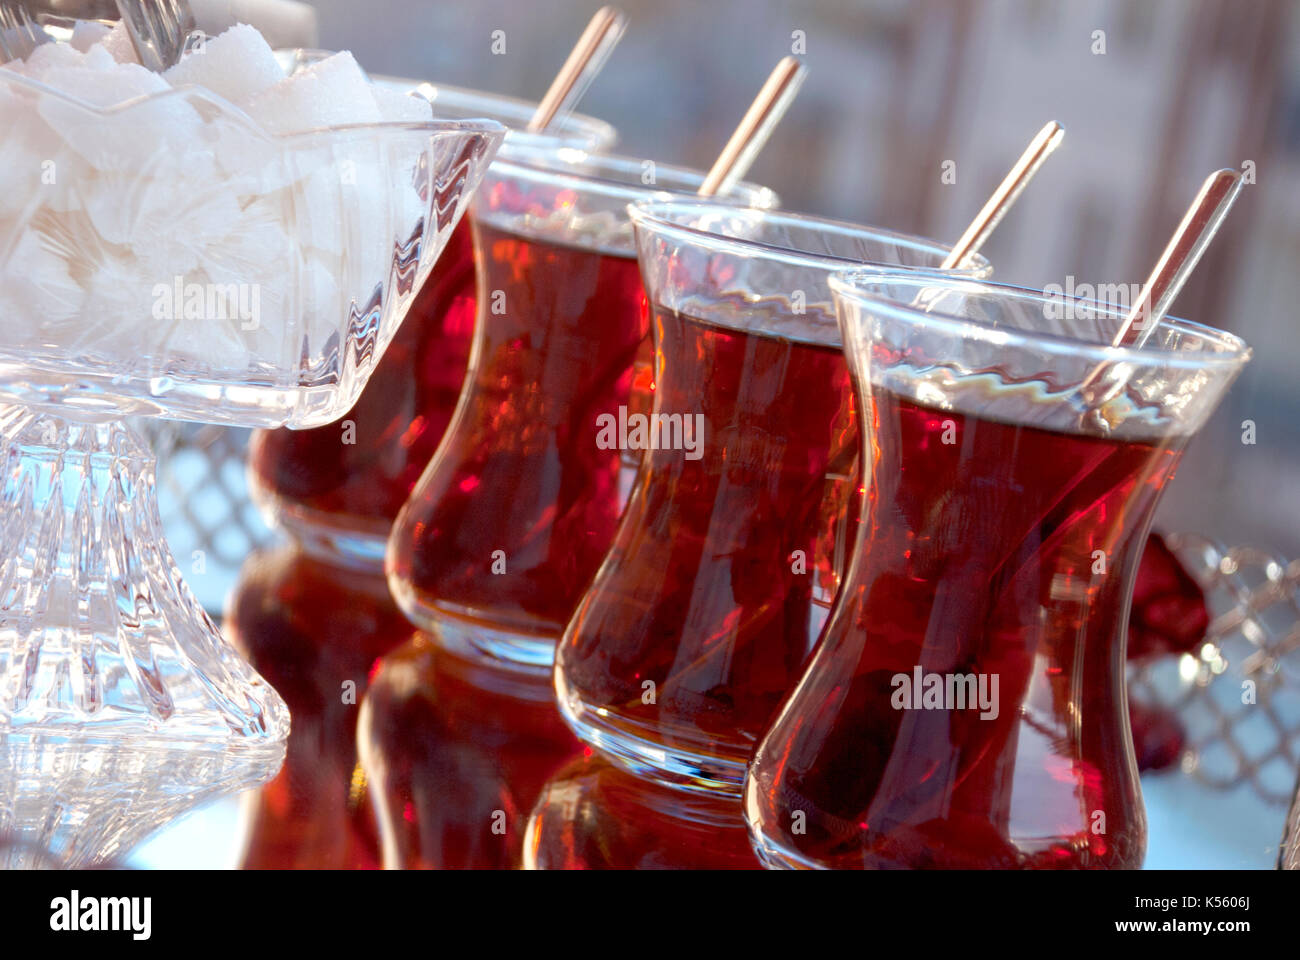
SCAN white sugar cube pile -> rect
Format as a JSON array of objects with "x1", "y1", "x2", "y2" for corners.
[{"x1": 0, "y1": 22, "x2": 435, "y2": 371}]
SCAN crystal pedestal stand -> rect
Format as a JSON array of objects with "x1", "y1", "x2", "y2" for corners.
[
  {"x1": 0, "y1": 67, "x2": 504, "y2": 866},
  {"x1": 0, "y1": 408, "x2": 289, "y2": 868}
]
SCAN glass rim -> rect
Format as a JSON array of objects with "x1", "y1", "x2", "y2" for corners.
[
  {"x1": 483, "y1": 146, "x2": 779, "y2": 207},
  {"x1": 628, "y1": 198, "x2": 991, "y2": 276},
  {"x1": 830, "y1": 270, "x2": 1253, "y2": 369},
  {"x1": 276, "y1": 48, "x2": 616, "y2": 145},
  {"x1": 271, "y1": 116, "x2": 507, "y2": 145},
  {"x1": 386, "y1": 80, "x2": 616, "y2": 147}
]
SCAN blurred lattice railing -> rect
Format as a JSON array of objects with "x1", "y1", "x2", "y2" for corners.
[
  {"x1": 151, "y1": 422, "x2": 274, "y2": 614},
  {"x1": 1129, "y1": 535, "x2": 1300, "y2": 806}
]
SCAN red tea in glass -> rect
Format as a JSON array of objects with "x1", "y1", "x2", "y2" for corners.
[
  {"x1": 387, "y1": 219, "x2": 645, "y2": 634},
  {"x1": 247, "y1": 84, "x2": 616, "y2": 568},
  {"x1": 554, "y1": 201, "x2": 989, "y2": 792},
  {"x1": 386, "y1": 153, "x2": 776, "y2": 670},
  {"x1": 555, "y1": 306, "x2": 852, "y2": 788},
  {"x1": 744, "y1": 272, "x2": 1251, "y2": 869}
]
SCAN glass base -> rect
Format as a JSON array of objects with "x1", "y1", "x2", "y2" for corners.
[
  {"x1": 247, "y1": 485, "x2": 390, "y2": 572},
  {"x1": 744, "y1": 830, "x2": 825, "y2": 870},
  {"x1": 385, "y1": 579, "x2": 561, "y2": 672},
  {"x1": 0, "y1": 407, "x2": 289, "y2": 867},
  {"x1": 0, "y1": 737, "x2": 284, "y2": 869},
  {"x1": 553, "y1": 669, "x2": 749, "y2": 796},
  {"x1": 426, "y1": 611, "x2": 557, "y2": 674}
]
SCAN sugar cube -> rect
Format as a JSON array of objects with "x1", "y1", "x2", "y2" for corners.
[
  {"x1": 3, "y1": 230, "x2": 84, "y2": 334},
  {"x1": 69, "y1": 20, "x2": 112, "y2": 53},
  {"x1": 101, "y1": 22, "x2": 141, "y2": 65},
  {"x1": 246, "y1": 50, "x2": 380, "y2": 135},
  {"x1": 16, "y1": 42, "x2": 88, "y2": 80},
  {"x1": 372, "y1": 85, "x2": 434, "y2": 124},
  {"x1": 164, "y1": 24, "x2": 286, "y2": 109}
]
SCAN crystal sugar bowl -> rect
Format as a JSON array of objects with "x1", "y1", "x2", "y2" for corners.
[{"x1": 0, "y1": 63, "x2": 503, "y2": 867}]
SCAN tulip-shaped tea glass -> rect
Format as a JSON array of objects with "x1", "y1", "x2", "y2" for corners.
[
  {"x1": 744, "y1": 271, "x2": 1251, "y2": 869},
  {"x1": 386, "y1": 150, "x2": 776, "y2": 672},
  {"x1": 552, "y1": 200, "x2": 991, "y2": 793},
  {"x1": 249, "y1": 55, "x2": 618, "y2": 567},
  {"x1": 0, "y1": 69, "x2": 503, "y2": 867}
]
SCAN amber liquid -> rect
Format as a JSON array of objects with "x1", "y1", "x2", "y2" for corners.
[
  {"x1": 225, "y1": 547, "x2": 414, "y2": 869},
  {"x1": 247, "y1": 219, "x2": 477, "y2": 547},
  {"x1": 387, "y1": 221, "x2": 649, "y2": 644},
  {"x1": 555, "y1": 306, "x2": 855, "y2": 784},
  {"x1": 748, "y1": 387, "x2": 1182, "y2": 869},
  {"x1": 357, "y1": 638, "x2": 582, "y2": 869}
]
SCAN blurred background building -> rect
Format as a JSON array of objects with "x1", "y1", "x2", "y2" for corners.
[{"x1": 298, "y1": 0, "x2": 1299, "y2": 562}]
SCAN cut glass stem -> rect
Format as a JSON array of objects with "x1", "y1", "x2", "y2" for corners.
[{"x1": 0, "y1": 407, "x2": 288, "y2": 867}]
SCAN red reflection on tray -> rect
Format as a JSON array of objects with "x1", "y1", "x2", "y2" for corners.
[
  {"x1": 226, "y1": 546, "x2": 414, "y2": 869},
  {"x1": 357, "y1": 637, "x2": 582, "y2": 868},
  {"x1": 526, "y1": 755, "x2": 763, "y2": 869}
]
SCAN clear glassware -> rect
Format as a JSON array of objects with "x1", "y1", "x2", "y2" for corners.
[
  {"x1": 1282, "y1": 772, "x2": 1300, "y2": 869},
  {"x1": 385, "y1": 150, "x2": 777, "y2": 672},
  {"x1": 0, "y1": 832, "x2": 71, "y2": 870},
  {"x1": 523, "y1": 754, "x2": 763, "y2": 869},
  {"x1": 553, "y1": 200, "x2": 991, "y2": 794},
  {"x1": 0, "y1": 67, "x2": 503, "y2": 867},
  {"x1": 272, "y1": 50, "x2": 619, "y2": 149},
  {"x1": 744, "y1": 271, "x2": 1251, "y2": 869},
  {"x1": 247, "y1": 55, "x2": 618, "y2": 569},
  {"x1": 224, "y1": 545, "x2": 413, "y2": 869},
  {"x1": 356, "y1": 636, "x2": 581, "y2": 869}
]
